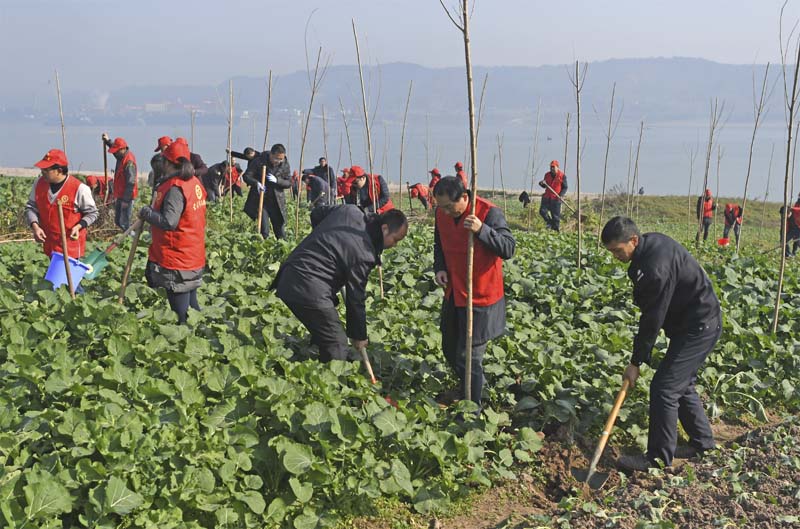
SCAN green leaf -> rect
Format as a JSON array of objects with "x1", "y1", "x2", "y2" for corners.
[
  {"x1": 103, "y1": 476, "x2": 143, "y2": 515},
  {"x1": 289, "y1": 477, "x2": 313, "y2": 503},
  {"x1": 215, "y1": 506, "x2": 239, "y2": 526},
  {"x1": 235, "y1": 490, "x2": 266, "y2": 514},
  {"x1": 372, "y1": 408, "x2": 407, "y2": 437},
  {"x1": 282, "y1": 443, "x2": 314, "y2": 475},
  {"x1": 293, "y1": 507, "x2": 322, "y2": 529},
  {"x1": 23, "y1": 477, "x2": 73, "y2": 519}
]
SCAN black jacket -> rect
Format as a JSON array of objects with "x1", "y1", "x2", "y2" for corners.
[
  {"x1": 231, "y1": 150, "x2": 260, "y2": 174},
  {"x1": 313, "y1": 164, "x2": 337, "y2": 204},
  {"x1": 628, "y1": 233, "x2": 721, "y2": 366},
  {"x1": 190, "y1": 153, "x2": 208, "y2": 180},
  {"x1": 354, "y1": 174, "x2": 391, "y2": 212},
  {"x1": 273, "y1": 205, "x2": 384, "y2": 340},
  {"x1": 242, "y1": 153, "x2": 292, "y2": 222},
  {"x1": 305, "y1": 175, "x2": 330, "y2": 205}
]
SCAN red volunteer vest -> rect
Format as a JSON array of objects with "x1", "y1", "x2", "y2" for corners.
[
  {"x1": 543, "y1": 170, "x2": 565, "y2": 199},
  {"x1": 366, "y1": 174, "x2": 395, "y2": 213},
  {"x1": 702, "y1": 197, "x2": 714, "y2": 218},
  {"x1": 149, "y1": 176, "x2": 207, "y2": 270},
  {"x1": 436, "y1": 196, "x2": 505, "y2": 307},
  {"x1": 410, "y1": 184, "x2": 429, "y2": 198},
  {"x1": 35, "y1": 175, "x2": 87, "y2": 258},
  {"x1": 791, "y1": 207, "x2": 800, "y2": 229},
  {"x1": 724, "y1": 205, "x2": 742, "y2": 226},
  {"x1": 113, "y1": 150, "x2": 138, "y2": 199}
]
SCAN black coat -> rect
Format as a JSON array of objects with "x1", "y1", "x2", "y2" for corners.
[
  {"x1": 242, "y1": 153, "x2": 292, "y2": 222},
  {"x1": 313, "y1": 164, "x2": 337, "y2": 203},
  {"x1": 272, "y1": 205, "x2": 383, "y2": 340},
  {"x1": 628, "y1": 233, "x2": 721, "y2": 366}
]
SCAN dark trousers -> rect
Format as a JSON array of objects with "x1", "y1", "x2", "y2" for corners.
[
  {"x1": 259, "y1": 208, "x2": 286, "y2": 240},
  {"x1": 696, "y1": 217, "x2": 712, "y2": 241},
  {"x1": 284, "y1": 302, "x2": 349, "y2": 362},
  {"x1": 647, "y1": 317, "x2": 720, "y2": 467},
  {"x1": 419, "y1": 197, "x2": 429, "y2": 210},
  {"x1": 166, "y1": 289, "x2": 200, "y2": 324},
  {"x1": 441, "y1": 297, "x2": 488, "y2": 405},
  {"x1": 786, "y1": 225, "x2": 800, "y2": 256},
  {"x1": 115, "y1": 200, "x2": 134, "y2": 231},
  {"x1": 723, "y1": 223, "x2": 740, "y2": 243},
  {"x1": 539, "y1": 197, "x2": 562, "y2": 231}
]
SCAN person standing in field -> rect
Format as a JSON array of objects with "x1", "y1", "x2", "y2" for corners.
[
  {"x1": 602, "y1": 216, "x2": 720, "y2": 471},
  {"x1": 148, "y1": 136, "x2": 172, "y2": 189},
  {"x1": 782, "y1": 204, "x2": 800, "y2": 257},
  {"x1": 242, "y1": 143, "x2": 292, "y2": 239},
  {"x1": 538, "y1": 160, "x2": 567, "y2": 231},
  {"x1": 350, "y1": 165, "x2": 394, "y2": 213},
  {"x1": 25, "y1": 149, "x2": 98, "y2": 259},
  {"x1": 454, "y1": 161, "x2": 468, "y2": 188},
  {"x1": 138, "y1": 140, "x2": 207, "y2": 324},
  {"x1": 428, "y1": 168, "x2": 442, "y2": 207},
  {"x1": 723, "y1": 203, "x2": 743, "y2": 244},
  {"x1": 103, "y1": 133, "x2": 138, "y2": 231},
  {"x1": 695, "y1": 189, "x2": 716, "y2": 242},
  {"x1": 273, "y1": 205, "x2": 408, "y2": 362},
  {"x1": 313, "y1": 157, "x2": 337, "y2": 205},
  {"x1": 433, "y1": 176, "x2": 515, "y2": 407}
]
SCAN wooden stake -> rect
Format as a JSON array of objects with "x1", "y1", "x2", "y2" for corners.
[
  {"x1": 57, "y1": 203, "x2": 75, "y2": 299},
  {"x1": 55, "y1": 70, "x2": 67, "y2": 155},
  {"x1": 263, "y1": 71, "x2": 273, "y2": 151},
  {"x1": 632, "y1": 121, "x2": 644, "y2": 223},
  {"x1": 697, "y1": 99, "x2": 725, "y2": 244},
  {"x1": 714, "y1": 145, "x2": 723, "y2": 240},
  {"x1": 398, "y1": 80, "x2": 413, "y2": 210},
  {"x1": 102, "y1": 140, "x2": 110, "y2": 204},
  {"x1": 228, "y1": 80, "x2": 234, "y2": 223},
  {"x1": 339, "y1": 97, "x2": 354, "y2": 166},
  {"x1": 257, "y1": 165, "x2": 267, "y2": 234},
  {"x1": 562, "y1": 112, "x2": 571, "y2": 176},
  {"x1": 118, "y1": 219, "x2": 144, "y2": 304},
  {"x1": 322, "y1": 105, "x2": 331, "y2": 203},
  {"x1": 496, "y1": 134, "x2": 508, "y2": 212},
  {"x1": 527, "y1": 99, "x2": 542, "y2": 230},
  {"x1": 760, "y1": 143, "x2": 776, "y2": 239},
  {"x1": 569, "y1": 61, "x2": 588, "y2": 268},
  {"x1": 597, "y1": 83, "x2": 620, "y2": 245},
  {"x1": 190, "y1": 109, "x2": 196, "y2": 152}
]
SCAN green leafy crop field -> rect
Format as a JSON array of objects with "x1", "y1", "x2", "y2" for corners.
[{"x1": 0, "y1": 176, "x2": 797, "y2": 528}]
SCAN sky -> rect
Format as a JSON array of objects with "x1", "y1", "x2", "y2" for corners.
[{"x1": 2, "y1": 0, "x2": 800, "y2": 102}]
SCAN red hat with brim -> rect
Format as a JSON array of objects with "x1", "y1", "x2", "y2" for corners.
[
  {"x1": 350, "y1": 165, "x2": 366, "y2": 177},
  {"x1": 163, "y1": 141, "x2": 191, "y2": 164},
  {"x1": 550, "y1": 160, "x2": 559, "y2": 167},
  {"x1": 154, "y1": 136, "x2": 172, "y2": 152},
  {"x1": 175, "y1": 137, "x2": 189, "y2": 146},
  {"x1": 454, "y1": 162, "x2": 463, "y2": 169},
  {"x1": 108, "y1": 138, "x2": 128, "y2": 154},
  {"x1": 34, "y1": 149, "x2": 68, "y2": 168},
  {"x1": 429, "y1": 168, "x2": 441, "y2": 176}
]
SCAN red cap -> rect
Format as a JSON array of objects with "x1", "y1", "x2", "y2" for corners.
[
  {"x1": 341, "y1": 167, "x2": 350, "y2": 174},
  {"x1": 162, "y1": 140, "x2": 191, "y2": 164},
  {"x1": 429, "y1": 168, "x2": 441, "y2": 176},
  {"x1": 350, "y1": 165, "x2": 366, "y2": 177},
  {"x1": 34, "y1": 149, "x2": 68, "y2": 168},
  {"x1": 154, "y1": 136, "x2": 172, "y2": 152},
  {"x1": 550, "y1": 160, "x2": 559, "y2": 167},
  {"x1": 454, "y1": 161, "x2": 463, "y2": 169},
  {"x1": 108, "y1": 137, "x2": 128, "y2": 154},
  {"x1": 175, "y1": 137, "x2": 189, "y2": 146}
]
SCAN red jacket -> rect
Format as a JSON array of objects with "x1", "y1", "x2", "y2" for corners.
[
  {"x1": 149, "y1": 176, "x2": 207, "y2": 270},
  {"x1": 791, "y1": 206, "x2": 800, "y2": 229},
  {"x1": 542, "y1": 170, "x2": 565, "y2": 200},
  {"x1": 436, "y1": 196, "x2": 505, "y2": 307},
  {"x1": 35, "y1": 175, "x2": 87, "y2": 258},
  {"x1": 113, "y1": 150, "x2": 138, "y2": 200},
  {"x1": 429, "y1": 174, "x2": 441, "y2": 190},
  {"x1": 724, "y1": 204, "x2": 742, "y2": 227},
  {"x1": 363, "y1": 174, "x2": 395, "y2": 213},
  {"x1": 410, "y1": 183, "x2": 429, "y2": 198}
]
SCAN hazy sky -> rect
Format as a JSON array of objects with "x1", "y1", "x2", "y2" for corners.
[{"x1": 1, "y1": 0, "x2": 799, "y2": 100}]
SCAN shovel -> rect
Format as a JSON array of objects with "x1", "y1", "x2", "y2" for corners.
[
  {"x1": 541, "y1": 181, "x2": 576, "y2": 214},
  {"x1": 83, "y1": 222, "x2": 140, "y2": 280},
  {"x1": 571, "y1": 379, "x2": 630, "y2": 490},
  {"x1": 357, "y1": 345, "x2": 399, "y2": 408}
]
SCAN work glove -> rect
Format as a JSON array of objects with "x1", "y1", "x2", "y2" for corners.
[
  {"x1": 266, "y1": 173, "x2": 278, "y2": 184},
  {"x1": 256, "y1": 182, "x2": 266, "y2": 193},
  {"x1": 538, "y1": 180, "x2": 546, "y2": 188},
  {"x1": 138, "y1": 206, "x2": 153, "y2": 220}
]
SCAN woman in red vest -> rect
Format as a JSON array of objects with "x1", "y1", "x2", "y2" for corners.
[
  {"x1": 350, "y1": 165, "x2": 394, "y2": 213},
  {"x1": 102, "y1": 133, "x2": 138, "y2": 231},
  {"x1": 723, "y1": 203, "x2": 743, "y2": 244},
  {"x1": 432, "y1": 176, "x2": 516, "y2": 406},
  {"x1": 138, "y1": 141, "x2": 207, "y2": 324},
  {"x1": 695, "y1": 189, "x2": 716, "y2": 242},
  {"x1": 24, "y1": 149, "x2": 98, "y2": 259}
]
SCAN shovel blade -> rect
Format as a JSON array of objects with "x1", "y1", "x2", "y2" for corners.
[
  {"x1": 83, "y1": 252, "x2": 109, "y2": 280},
  {"x1": 570, "y1": 467, "x2": 610, "y2": 490}
]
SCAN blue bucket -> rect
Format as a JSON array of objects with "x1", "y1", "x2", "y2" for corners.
[{"x1": 45, "y1": 252, "x2": 92, "y2": 291}]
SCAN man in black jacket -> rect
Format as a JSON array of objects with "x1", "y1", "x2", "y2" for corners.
[
  {"x1": 302, "y1": 172, "x2": 330, "y2": 207},
  {"x1": 313, "y1": 157, "x2": 337, "y2": 205},
  {"x1": 242, "y1": 143, "x2": 292, "y2": 239},
  {"x1": 602, "y1": 216, "x2": 720, "y2": 471},
  {"x1": 273, "y1": 205, "x2": 408, "y2": 362}
]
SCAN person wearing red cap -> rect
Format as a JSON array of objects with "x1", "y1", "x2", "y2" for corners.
[
  {"x1": 154, "y1": 136, "x2": 172, "y2": 153},
  {"x1": 242, "y1": 143, "x2": 292, "y2": 239},
  {"x1": 138, "y1": 140, "x2": 207, "y2": 324},
  {"x1": 429, "y1": 168, "x2": 442, "y2": 207},
  {"x1": 338, "y1": 167, "x2": 355, "y2": 204},
  {"x1": 85, "y1": 174, "x2": 113, "y2": 205},
  {"x1": 350, "y1": 165, "x2": 394, "y2": 213},
  {"x1": 695, "y1": 189, "x2": 716, "y2": 242},
  {"x1": 204, "y1": 160, "x2": 242, "y2": 202},
  {"x1": 454, "y1": 162, "x2": 468, "y2": 188},
  {"x1": 408, "y1": 182, "x2": 430, "y2": 209},
  {"x1": 538, "y1": 160, "x2": 568, "y2": 231},
  {"x1": 173, "y1": 137, "x2": 208, "y2": 181},
  {"x1": 723, "y1": 203, "x2": 743, "y2": 244},
  {"x1": 432, "y1": 176, "x2": 515, "y2": 407},
  {"x1": 102, "y1": 133, "x2": 138, "y2": 231},
  {"x1": 24, "y1": 149, "x2": 98, "y2": 260}
]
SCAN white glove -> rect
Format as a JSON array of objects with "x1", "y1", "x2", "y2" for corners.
[
  {"x1": 266, "y1": 173, "x2": 277, "y2": 184},
  {"x1": 256, "y1": 182, "x2": 266, "y2": 193}
]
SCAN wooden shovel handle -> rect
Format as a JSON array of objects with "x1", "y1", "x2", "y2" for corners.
[
  {"x1": 57, "y1": 202, "x2": 76, "y2": 299},
  {"x1": 358, "y1": 346, "x2": 377, "y2": 384},
  {"x1": 117, "y1": 218, "x2": 144, "y2": 304},
  {"x1": 542, "y1": 182, "x2": 576, "y2": 213},
  {"x1": 594, "y1": 378, "x2": 630, "y2": 459},
  {"x1": 256, "y1": 165, "x2": 267, "y2": 234}
]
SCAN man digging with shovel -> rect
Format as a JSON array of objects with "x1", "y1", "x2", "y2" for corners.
[{"x1": 601, "y1": 216, "x2": 721, "y2": 472}]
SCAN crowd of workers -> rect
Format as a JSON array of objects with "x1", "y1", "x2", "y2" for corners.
[{"x1": 22, "y1": 130, "x2": 793, "y2": 475}]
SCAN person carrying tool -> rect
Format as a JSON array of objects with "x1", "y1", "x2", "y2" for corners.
[
  {"x1": 433, "y1": 176, "x2": 515, "y2": 406},
  {"x1": 302, "y1": 171, "x2": 330, "y2": 207},
  {"x1": 273, "y1": 205, "x2": 408, "y2": 362},
  {"x1": 102, "y1": 133, "x2": 138, "y2": 231},
  {"x1": 695, "y1": 189, "x2": 716, "y2": 242},
  {"x1": 25, "y1": 149, "x2": 98, "y2": 259},
  {"x1": 723, "y1": 203, "x2": 743, "y2": 244},
  {"x1": 350, "y1": 165, "x2": 394, "y2": 213},
  {"x1": 242, "y1": 143, "x2": 292, "y2": 239},
  {"x1": 138, "y1": 140, "x2": 207, "y2": 324},
  {"x1": 601, "y1": 216, "x2": 720, "y2": 471},
  {"x1": 538, "y1": 160, "x2": 568, "y2": 231},
  {"x1": 454, "y1": 161, "x2": 468, "y2": 188},
  {"x1": 313, "y1": 157, "x2": 337, "y2": 205},
  {"x1": 409, "y1": 182, "x2": 430, "y2": 209}
]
